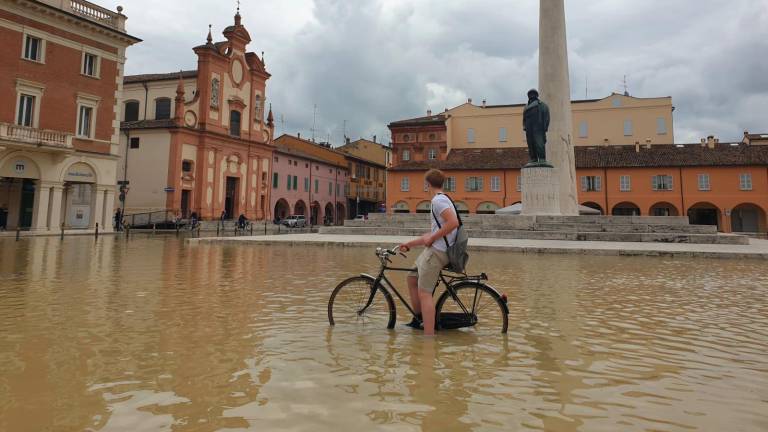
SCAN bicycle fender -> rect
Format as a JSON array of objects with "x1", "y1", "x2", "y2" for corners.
[{"x1": 482, "y1": 283, "x2": 510, "y2": 315}]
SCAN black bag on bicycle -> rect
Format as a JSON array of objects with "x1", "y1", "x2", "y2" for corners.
[{"x1": 431, "y1": 194, "x2": 469, "y2": 273}]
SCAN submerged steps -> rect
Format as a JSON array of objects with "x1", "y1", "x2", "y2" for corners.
[{"x1": 322, "y1": 214, "x2": 746, "y2": 245}]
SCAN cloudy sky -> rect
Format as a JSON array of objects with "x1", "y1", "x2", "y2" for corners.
[{"x1": 104, "y1": 0, "x2": 768, "y2": 145}]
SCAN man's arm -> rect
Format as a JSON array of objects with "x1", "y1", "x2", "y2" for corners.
[{"x1": 426, "y1": 207, "x2": 459, "y2": 246}]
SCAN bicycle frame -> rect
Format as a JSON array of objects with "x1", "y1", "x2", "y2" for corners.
[{"x1": 358, "y1": 258, "x2": 489, "y2": 320}]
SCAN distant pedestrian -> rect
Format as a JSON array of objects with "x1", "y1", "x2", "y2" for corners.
[{"x1": 114, "y1": 208, "x2": 122, "y2": 232}]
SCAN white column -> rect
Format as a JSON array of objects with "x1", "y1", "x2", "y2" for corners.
[
  {"x1": 49, "y1": 185, "x2": 64, "y2": 231},
  {"x1": 92, "y1": 186, "x2": 105, "y2": 230},
  {"x1": 31, "y1": 181, "x2": 51, "y2": 231},
  {"x1": 539, "y1": 0, "x2": 579, "y2": 215},
  {"x1": 103, "y1": 188, "x2": 116, "y2": 232}
]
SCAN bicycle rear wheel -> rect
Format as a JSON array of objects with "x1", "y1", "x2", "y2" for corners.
[
  {"x1": 328, "y1": 276, "x2": 396, "y2": 329},
  {"x1": 435, "y1": 282, "x2": 508, "y2": 334}
]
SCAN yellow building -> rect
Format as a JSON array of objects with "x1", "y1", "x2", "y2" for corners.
[
  {"x1": 337, "y1": 138, "x2": 390, "y2": 217},
  {"x1": 391, "y1": 93, "x2": 674, "y2": 163},
  {"x1": 337, "y1": 138, "x2": 392, "y2": 167}
]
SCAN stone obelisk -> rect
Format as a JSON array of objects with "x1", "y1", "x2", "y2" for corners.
[{"x1": 539, "y1": 0, "x2": 578, "y2": 215}]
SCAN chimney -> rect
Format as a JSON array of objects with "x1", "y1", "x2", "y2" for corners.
[
  {"x1": 297, "y1": 132, "x2": 301, "y2": 139},
  {"x1": 700, "y1": 138, "x2": 706, "y2": 147},
  {"x1": 482, "y1": 99, "x2": 486, "y2": 108},
  {"x1": 373, "y1": 135, "x2": 377, "y2": 143},
  {"x1": 345, "y1": 137, "x2": 350, "y2": 145},
  {"x1": 635, "y1": 142, "x2": 640, "y2": 152},
  {"x1": 467, "y1": 98, "x2": 472, "y2": 104},
  {"x1": 743, "y1": 130, "x2": 751, "y2": 145},
  {"x1": 707, "y1": 135, "x2": 715, "y2": 149},
  {"x1": 645, "y1": 138, "x2": 652, "y2": 149},
  {"x1": 427, "y1": 109, "x2": 432, "y2": 116}
]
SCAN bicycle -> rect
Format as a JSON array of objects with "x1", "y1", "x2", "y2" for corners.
[
  {"x1": 235, "y1": 220, "x2": 251, "y2": 235},
  {"x1": 328, "y1": 247, "x2": 509, "y2": 334}
]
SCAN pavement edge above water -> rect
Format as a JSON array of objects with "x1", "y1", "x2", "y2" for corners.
[{"x1": 187, "y1": 234, "x2": 768, "y2": 260}]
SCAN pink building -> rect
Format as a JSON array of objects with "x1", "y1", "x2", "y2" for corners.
[{"x1": 271, "y1": 135, "x2": 348, "y2": 225}]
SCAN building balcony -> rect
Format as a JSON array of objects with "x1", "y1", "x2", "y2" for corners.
[
  {"x1": 0, "y1": 123, "x2": 74, "y2": 153},
  {"x1": 40, "y1": 0, "x2": 126, "y2": 31}
]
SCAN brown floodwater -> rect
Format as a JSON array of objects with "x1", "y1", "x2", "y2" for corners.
[{"x1": 1, "y1": 235, "x2": 767, "y2": 432}]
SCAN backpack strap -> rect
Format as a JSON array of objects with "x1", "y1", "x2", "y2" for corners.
[{"x1": 431, "y1": 193, "x2": 461, "y2": 249}]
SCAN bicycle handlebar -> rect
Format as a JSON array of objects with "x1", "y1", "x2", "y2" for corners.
[{"x1": 376, "y1": 246, "x2": 407, "y2": 260}]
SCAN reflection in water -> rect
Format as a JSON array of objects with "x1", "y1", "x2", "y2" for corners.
[{"x1": 1, "y1": 235, "x2": 767, "y2": 431}]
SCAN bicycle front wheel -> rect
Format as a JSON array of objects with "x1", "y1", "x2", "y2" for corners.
[
  {"x1": 435, "y1": 282, "x2": 508, "y2": 334},
  {"x1": 328, "y1": 276, "x2": 396, "y2": 329}
]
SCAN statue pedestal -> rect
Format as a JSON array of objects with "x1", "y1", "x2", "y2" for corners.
[{"x1": 521, "y1": 166, "x2": 561, "y2": 215}]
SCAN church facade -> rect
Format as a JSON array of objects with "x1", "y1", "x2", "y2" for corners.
[{"x1": 119, "y1": 11, "x2": 274, "y2": 221}]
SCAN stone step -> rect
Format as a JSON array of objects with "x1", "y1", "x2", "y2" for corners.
[
  {"x1": 319, "y1": 226, "x2": 748, "y2": 245},
  {"x1": 364, "y1": 213, "x2": 692, "y2": 226},
  {"x1": 344, "y1": 220, "x2": 718, "y2": 234}
]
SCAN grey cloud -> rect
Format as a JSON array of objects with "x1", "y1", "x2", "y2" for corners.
[{"x1": 108, "y1": 0, "x2": 767, "y2": 145}]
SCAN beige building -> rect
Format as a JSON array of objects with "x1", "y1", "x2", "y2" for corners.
[{"x1": 391, "y1": 93, "x2": 674, "y2": 165}]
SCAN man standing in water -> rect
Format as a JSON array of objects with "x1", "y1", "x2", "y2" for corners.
[{"x1": 398, "y1": 169, "x2": 460, "y2": 336}]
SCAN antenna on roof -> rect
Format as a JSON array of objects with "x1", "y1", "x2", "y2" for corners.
[
  {"x1": 342, "y1": 119, "x2": 347, "y2": 141},
  {"x1": 585, "y1": 75, "x2": 588, "y2": 99},
  {"x1": 622, "y1": 74, "x2": 630, "y2": 96},
  {"x1": 311, "y1": 104, "x2": 318, "y2": 142}
]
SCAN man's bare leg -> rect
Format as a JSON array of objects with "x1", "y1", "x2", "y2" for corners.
[{"x1": 418, "y1": 290, "x2": 436, "y2": 336}]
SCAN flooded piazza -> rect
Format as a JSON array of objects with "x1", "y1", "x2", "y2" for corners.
[{"x1": 1, "y1": 235, "x2": 767, "y2": 432}]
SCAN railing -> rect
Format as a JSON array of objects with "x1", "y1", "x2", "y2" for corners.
[
  {"x1": 0, "y1": 123, "x2": 73, "y2": 149},
  {"x1": 68, "y1": 0, "x2": 123, "y2": 30},
  {"x1": 123, "y1": 210, "x2": 176, "y2": 228}
]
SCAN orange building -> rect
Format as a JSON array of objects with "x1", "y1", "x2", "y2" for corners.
[
  {"x1": 0, "y1": 0, "x2": 140, "y2": 232},
  {"x1": 387, "y1": 141, "x2": 768, "y2": 234},
  {"x1": 118, "y1": 10, "x2": 274, "y2": 221}
]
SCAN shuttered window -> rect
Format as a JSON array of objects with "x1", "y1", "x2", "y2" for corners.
[
  {"x1": 401, "y1": 177, "x2": 410, "y2": 192},
  {"x1": 465, "y1": 176, "x2": 483, "y2": 192},
  {"x1": 697, "y1": 174, "x2": 710, "y2": 191},
  {"x1": 580, "y1": 176, "x2": 601, "y2": 192},
  {"x1": 491, "y1": 176, "x2": 501, "y2": 192},
  {"x1": 652, "y1": 175, "x2": 673, "y2": 191},
  {"x1": 620, "y1": 175, "x2": 631, "y2": 192}
]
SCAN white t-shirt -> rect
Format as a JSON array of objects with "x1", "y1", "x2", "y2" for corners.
[{"x1": 430, "y1": 193, "x2": 458, "y2": 252}]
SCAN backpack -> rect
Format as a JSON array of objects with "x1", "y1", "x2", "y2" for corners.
[{"x1": 431, "y1": 194, "x2": 469, "y2": 273}]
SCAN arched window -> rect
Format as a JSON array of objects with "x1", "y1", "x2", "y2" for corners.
[
  {"x1": 155, "y1": 98, "x2": 171, "y2": 120},
  {"x1": 230, "y1": 110, "x2": 241, "y2": 137},
  {"x1": 124, "y1": 100, "x2": 139, "y2": 121},
  {"x1": 254, "y1": 95, "x2": 262, "y2": 122}
]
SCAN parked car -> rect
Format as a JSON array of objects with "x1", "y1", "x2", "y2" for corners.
[{"x1": 282, "y1": 215, "x2": 307, "y2": 228}]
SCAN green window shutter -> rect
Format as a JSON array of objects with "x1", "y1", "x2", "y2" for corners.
[
  {"x1": 315, "y1": 179, "x2": 319, "y2": 193},
  {"x1": 465, "y1": 177, "x2": 471, "y2": 191},
  {"x1": 273, "y1": 172, "x2": 278, "y2": 188},
  {"x1": 595, "y1": 176, "x2": 602, "y2": 192},
  {"x1": 304, "y1": 177, "x2": 309, "y2": 192},
  {"x1": 294, "y1": 176, "x2": 298, "y2": 190},
  {"x1": 478, "y1": 176, "x2": 483, "y2": 192},
  {"x1": 287, "y1": 174, "x2": 291, "y2": 190}
]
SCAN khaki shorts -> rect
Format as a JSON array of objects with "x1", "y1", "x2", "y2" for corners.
[{"x1": 408, "y1": 248, "x2": 449, "y2": 293}]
